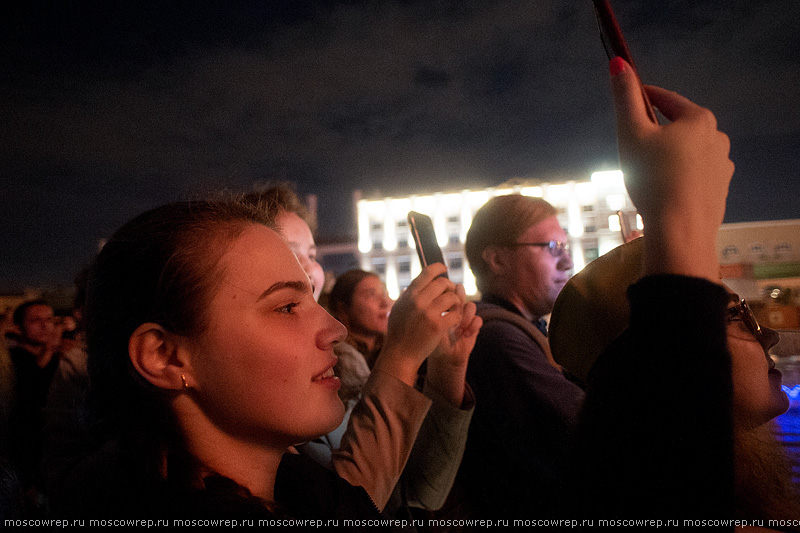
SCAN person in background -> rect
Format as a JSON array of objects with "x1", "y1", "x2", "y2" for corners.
[
  {"x1": 242, "y1": 185, "x2": 478, "y2": 515},
  {"x1": 328, "y1": 269, "x2": 393, "y2": 369},
  {"x1": 7, "y1": 300, "x2": 62, "y2": 511},
  {"x1": 438, "y1": 193, "x2": 583, "y2": 518}
]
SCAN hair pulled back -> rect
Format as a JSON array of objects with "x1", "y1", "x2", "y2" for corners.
[{"x1": 86, "y1": 199, "x2": 272, "y2": 439}]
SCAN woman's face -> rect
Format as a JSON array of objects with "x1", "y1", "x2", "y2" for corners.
[
  {"x1": 189, "y1": 224, "x2": 347, "y2": 446},
  {"x1": 276, "y1": 211, "x2": 325, "y2": 302},
  {"x1": 342, "y1": 275, "x2": 393, "y2": 338},
  {"x1": 727, "y1": 295, "x2": 788, "y2": 427}
]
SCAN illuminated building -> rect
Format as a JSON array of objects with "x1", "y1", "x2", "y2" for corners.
[{"x1": 349, "y1": 171, "x2": 637, "y2": 299}]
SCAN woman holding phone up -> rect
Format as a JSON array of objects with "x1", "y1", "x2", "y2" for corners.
[{"x1": 564, "y1": 57, "x2": 799, "y2": 522}]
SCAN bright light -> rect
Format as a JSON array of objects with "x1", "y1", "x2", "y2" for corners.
[
  {"x1": 520, "y1": 186, "x2": 543, "y2": 197},
  {"x1": 386, "y1": 261, "x2": 399, "y2": 300},
  {"x1": 357, "y1": 200, "x2": 372, "y2": 253},
  {"x1": 591, "y1": 170, "x2": 624, "y2": 189},
  {"x1": 606, "y1": 194, "x2": 626, "y2": 212},
  {"x1": 463, "y1": 268, "x2": 478, "y2": 296},
  {"x1": 608, "y1": 214, "x2": 621, "y2": 232},
  {"x1": 636, "y1": 214, "x2": 644, "y2": 230}
]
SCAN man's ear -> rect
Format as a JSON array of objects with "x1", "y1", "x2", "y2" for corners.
[
  {"x1": 482, "y1": 245, "x2": 507, "y2": 276},
  {"x1": 128, "y1": 323, "x2": 192, "y2": 391}
]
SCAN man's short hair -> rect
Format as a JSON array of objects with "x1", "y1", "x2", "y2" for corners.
[
  {"x1": 465, "y1": 194, "x2": 557, "y2": 292},
  {"x1": 12, "y1": 299, "x2": 50, "y2": 327},
  {"x1": 240, "y1": 182, "x2": 316, "y2": 233}
]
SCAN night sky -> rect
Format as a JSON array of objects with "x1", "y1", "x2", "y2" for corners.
[{"x1": 2, "y1": 0, "x2": 799, "y2": 291}]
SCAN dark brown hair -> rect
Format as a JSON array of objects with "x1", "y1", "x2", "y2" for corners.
[
  {"x1": 86, "y1": 198, "x2": 272, "y2": 441},
  {"x1": 327, "y1": 269, "x2": 378, "y2": 319}
]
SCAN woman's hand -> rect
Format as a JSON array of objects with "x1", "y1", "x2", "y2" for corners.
[
  {"x1": 610, "y1": 57, "x2": 734, "y2": 281},
  {"x1": 426, "y1": 284, "x2": 482, "y2": 407},
  {"x1": 374, "y1": 263, "x2": 463, "y2": 387}
]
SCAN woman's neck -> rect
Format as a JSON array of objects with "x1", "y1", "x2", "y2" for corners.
[{"x1": 174, "y1": 399, "x2": 286, "y2": 502}]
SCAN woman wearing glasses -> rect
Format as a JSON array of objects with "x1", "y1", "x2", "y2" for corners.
[{"x1": 550, "y1": 57, "x2": 799, "y2": 521}]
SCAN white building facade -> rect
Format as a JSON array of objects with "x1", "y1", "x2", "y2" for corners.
[{"x1": 355, "y1": 171, "x2": 638, "y2": 299}]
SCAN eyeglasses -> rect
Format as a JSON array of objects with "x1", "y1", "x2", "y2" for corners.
[
  {"x1": 727, "y1": 298, "x2": 764, "y2": 347},
  {"x1": 506, "y1": 240, "x2": 571, "y2": 258}
]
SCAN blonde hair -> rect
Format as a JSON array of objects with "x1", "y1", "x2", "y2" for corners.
[{"x1": 734, "y1": 422, "x2": 800, "y2": 520}]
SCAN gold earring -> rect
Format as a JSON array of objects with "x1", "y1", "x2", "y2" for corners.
[{"x1": 181, "y1": 374, "x2": 190, "y2": 392}]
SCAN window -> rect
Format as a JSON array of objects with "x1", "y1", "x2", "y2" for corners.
[
  {"x1": 373, "y1": 241, "x2": 383, "y2": 251},
  {"x1": 584, "y1": 226, "x2": 596, "y2": 233},
  {"x1": 582, "y1": 205, "x2": 595, "y2": 212},
  {"x1": 449, "y1": 234, "x2": 461, "y2": 245},
  {"x1": 398, "y1": 239, "x2": 408, "y2": 248},
  {"x1": 722, "y1": 245, "x2": 738, "y2": 259},
  {"x1": 750, "y1": 243, "x2": 766, "y2": 255},
  {"x1": 449, "y1": 256, "x2": 463, "y2": 270},
  {"x1": 397, "y1": 257, "x2": 411, "y2": 273},
  {"x1": 585, "y1": 248, "x2": 599, "y2": 261},
  {"x1": 371, "y1": 258, "x2": 386, "y2": 275},
  {"x1": 775, "y1": 242, "x2": 792, "y2": 254},
  {"x1": 371, "y1": 222, "x2": 383, "y2": 231},
  {"x1": 447, "y1": 215, "x2": 459, "y2": 223}
]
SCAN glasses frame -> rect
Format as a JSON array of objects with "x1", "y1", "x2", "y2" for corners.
[
  {"x1": 727, "y1": 298, "x2": 764, "y2": 348},
  {"x1": 506, "y1": 240, "x2": 571, "y2": 258}
]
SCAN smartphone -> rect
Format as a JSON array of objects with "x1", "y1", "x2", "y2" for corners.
[
  {"x1": 407, "y1": 211, "x2": 448, "y2": 278},
  {"x1": 591, "y1": 0, "x2": 658, "y2": 123}
]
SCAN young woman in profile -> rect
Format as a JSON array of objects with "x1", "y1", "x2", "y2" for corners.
[{"x1": 51, "y1": 199, "x2": 478, "y2": 521}]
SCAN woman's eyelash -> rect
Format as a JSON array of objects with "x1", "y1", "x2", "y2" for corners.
[{"x1": 278, "y1": 302, "x2": 299, "y2": 314}]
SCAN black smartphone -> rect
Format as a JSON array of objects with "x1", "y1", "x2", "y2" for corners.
[
  {"x1": 407, "y1": 211, "x2": 448, "y2": 278},
  {"x1": 592, "y1": 0, "x2": 658, "y2": 123}
]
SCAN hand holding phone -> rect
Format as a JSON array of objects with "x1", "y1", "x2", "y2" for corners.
[
  {"x1": 407, "y1": 211, "x2": 448, "y2": 278},
  {"x1": 592, "y1": 0, "x2": 658, "y2": 123}
]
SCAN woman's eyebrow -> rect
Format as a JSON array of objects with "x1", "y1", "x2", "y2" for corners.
[{"x1": 256, "y1": 280, "x2": 309, "y2": 302}]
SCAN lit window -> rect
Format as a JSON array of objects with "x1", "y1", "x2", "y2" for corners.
[{"x1": 608, "y1": 215, "x2": 621, "y2": 232}]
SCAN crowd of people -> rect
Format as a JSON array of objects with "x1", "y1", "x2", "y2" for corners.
[{"x1": 1, "y1": 57, "x2": 798, "y2": 528}]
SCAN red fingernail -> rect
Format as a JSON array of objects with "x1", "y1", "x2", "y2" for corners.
[{"x1": 609, "y1": 56, "x2": 626, "y2": 76}]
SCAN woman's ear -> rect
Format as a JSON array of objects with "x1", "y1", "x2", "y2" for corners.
[{"x1": 128, "y1": 323, "x2": 192, "y2": 391}]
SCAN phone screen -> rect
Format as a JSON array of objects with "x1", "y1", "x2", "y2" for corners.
[
  {"x1": 592, "y1": 0, "x2": 658, "y2": 123},
  {"x1": 407, "y1": 211, "x2": 448, "y2": 277}
]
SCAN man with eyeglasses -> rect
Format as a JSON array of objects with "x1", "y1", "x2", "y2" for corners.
[{"x1": 438, "y1": 194, "x2": 585, "y2": 519}]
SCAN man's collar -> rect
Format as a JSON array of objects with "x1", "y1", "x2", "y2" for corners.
[{"x1": 481, "y1": 294, "x2": 548, "y2": 337}]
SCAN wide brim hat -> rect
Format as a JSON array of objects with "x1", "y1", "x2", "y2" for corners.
[{"x1": 549, "y1": 237, "x2": 645, "y2": 386}]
